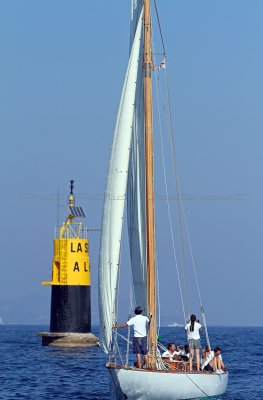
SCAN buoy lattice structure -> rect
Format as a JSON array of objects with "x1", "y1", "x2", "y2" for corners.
[{"x1": 38, "y1": 181, "x2": 98, "y2": 346}]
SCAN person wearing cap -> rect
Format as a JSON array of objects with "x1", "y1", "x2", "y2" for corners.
[{"x1": 112, "y1": 306, "x2": 149, "y2": 369}]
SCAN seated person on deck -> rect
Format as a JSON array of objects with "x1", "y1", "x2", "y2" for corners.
[
  {"x1": 201, "y1": 346, "x2": 212, "y2": 371},
  {"x1": 162, "y1": 343, "x2": 181, "y2": 361},
  {"x1": 179, "y1": 344, "x2": 190, "y2": 361},
  {"x1": 201, "y1": 346, "x2": 226, "y2": 373}
]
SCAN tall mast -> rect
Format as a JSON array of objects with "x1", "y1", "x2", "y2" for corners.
[{"x1": 144, "y1": 0, "x2": 156, "y2": 365}]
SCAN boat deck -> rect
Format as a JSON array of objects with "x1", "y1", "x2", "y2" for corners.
[{"x1": 106, "y1": 361, "x2": 218, "y2": 375}]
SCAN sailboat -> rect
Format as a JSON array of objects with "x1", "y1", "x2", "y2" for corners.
[{"x1": 98, "y1": 1, "x2": 228, "y2": 399}]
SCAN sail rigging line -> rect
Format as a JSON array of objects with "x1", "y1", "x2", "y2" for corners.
[
  {"x1": 161, "y1": 60, "x2": 211, "y2": 345},
  {"x1": 152, "y1": 0, "x2": 210, "y2": 345},
  {"x1": 126, "y1": 324, "x2": 131, "y2": 366},
  {"x1": 116, "y1": 331, "x2": 132, "y2": 345},
  {"x1": 151, "y1": 31, "x2": 186, "y2": 323},
  {"x1": 175, "y1": 179, "x2": 211, "y2": 350},
  {"x1": 184, "y1": 374, "x2": 210, "y2": 398},
  {"x1": 154, "y1": 0, "x2": 192, "y2": 312},
  {"x1": 114, "y1": 330, "x2": 125, "y2": 366},
  {"x1": 162, "y1": 66, "x2": 190, "y2": 319},
  {"x1": 151, "y1": 0, "x2": 190, "y2": 319},
  {"x1": 153, "y1": 0, "x2": 166, "y2": 56},
  {"x1": 125, "y1": 282, "x2": 134, "y2": 366},
  {"x1": 162, "y1": 61, "x2": 211, "y2": 348},
  {"x1": 110, "y1": 214, "x2": 125, "y2": 359},
  {"x1": 155, "y1": 249, "x2": 161, "y2": 336},
  {"x1": 114, "y1": 230, "x2": 123, "y2": 322},
  {"x1": 108, "y1": 368, "x2": 121, "y2": 395},
  {"x1": 129, "y1": 278, "x2": 134, "y2": 317}
]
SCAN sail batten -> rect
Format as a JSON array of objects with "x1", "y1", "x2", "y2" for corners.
[{"x1": 98, "y1": 7, "x2": 144, "y2": 354}]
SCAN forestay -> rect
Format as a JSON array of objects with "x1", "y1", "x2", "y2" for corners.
[{"x1": 98, "y1": 7, "x2": 144, "y2": 354}]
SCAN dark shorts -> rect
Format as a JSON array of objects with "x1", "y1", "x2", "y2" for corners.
[
  {"x1": 189, "y1": 339, "x2": 201, "y2": 349},
  {"x1": 204, "y1": 363, "x2": 213, "y2": 372},
  {"x1": 133, "y1": 337, "x2": 148, "y2": 355}
]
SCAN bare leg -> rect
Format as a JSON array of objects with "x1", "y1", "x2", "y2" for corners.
[
  {"x1": 217, "y1": 358, "x2": 222, "y2": 370},
  {"x1": 213, "y1": 357, "x2": 217, "y2": 371},
  {"x1": 189, "y1": 348, "x2": 194, "y2": 371},
  {"x1": 196, "y1": 349, "x2": 200, "y2": 371},
  {"x1": 137, "y1": 354, "x2": 142, "y2": 368},
  {"x1": 144, "y1": 354, "x2": 149, "y2": 369},
  {"x1": 208, "y1": 361, "x2": 214, "y2": 371}
]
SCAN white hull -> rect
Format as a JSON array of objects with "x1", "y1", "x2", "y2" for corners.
[{"x1": 108, "y1": 366, "x2": 228, "y2": 400}]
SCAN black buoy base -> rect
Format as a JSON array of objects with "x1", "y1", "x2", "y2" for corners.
[{"x1": 50, "y1": 285, "x2": 91, "y2": 333}]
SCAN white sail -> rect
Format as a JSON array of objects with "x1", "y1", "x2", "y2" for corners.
[
  {"x1": 98, "y1": 8, "x2": 144, "y2": 354},
  {"x1": 127, "y1": 0, "x2": 147, "y2": 312},
  {"x1": 130, "y1": 1, "x2": 143, "y2": 47}
]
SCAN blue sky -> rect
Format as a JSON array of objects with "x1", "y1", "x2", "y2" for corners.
[{"x1": 0, "y1": 0, "x2": 262, "y2": 326}]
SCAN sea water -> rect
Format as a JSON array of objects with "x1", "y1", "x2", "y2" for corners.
[{"x1": 0, "y1": 326, "x2": 262, "y2": 399}]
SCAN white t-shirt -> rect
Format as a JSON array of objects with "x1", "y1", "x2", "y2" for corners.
[
  {"x1": 179, "y1": 349, "x2": 190, "y2": 359},
  {"x1": 127, "y1": 315, "x2": 149, "y2": 337},
  {"x1": 201, "y1": 350, "x2": 222, "y2": 369},
  {"x1": 185, "y1": 321, "x2": 202, "y2": 340},
  {"x1": 162, "y1": 350, "x2": 180, "y2": 360}
]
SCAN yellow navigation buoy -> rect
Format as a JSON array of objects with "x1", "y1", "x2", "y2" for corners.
[{"x1": 38, "y1": 180, "x2": 98, "y2": 346}]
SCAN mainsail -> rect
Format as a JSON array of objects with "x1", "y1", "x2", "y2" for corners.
[
  {"x1": 127, "y1": 0, "x2": 147, "y2": 312},
  {"x1": 98, "y1": 7, "x2": 144, "y2": 354}
]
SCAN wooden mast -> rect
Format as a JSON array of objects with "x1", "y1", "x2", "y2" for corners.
[{"x1": 144, "y1": 0, "x2": 156, "y2": 366}]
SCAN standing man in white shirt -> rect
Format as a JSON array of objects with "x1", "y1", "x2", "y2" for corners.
[
  {"x1": 185, "y1": 314, "x2": 202, "y2": 371},
  {"x1": 112, "y1": 306, "x2": 149, "y2": 369}
]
